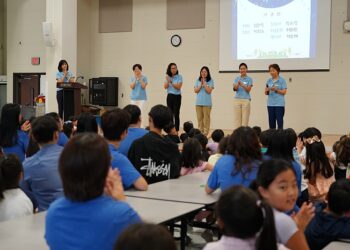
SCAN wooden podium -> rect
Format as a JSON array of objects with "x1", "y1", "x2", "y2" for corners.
[{"x1": 57, "y1": 82, "x2": 88, "y2": 121}]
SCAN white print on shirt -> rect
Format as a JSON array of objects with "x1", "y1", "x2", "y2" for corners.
[{"x1": 140, "y1": 158, "x2": 171, "y2": 179}]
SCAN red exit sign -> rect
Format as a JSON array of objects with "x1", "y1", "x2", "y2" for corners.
[{"x1": 31, "y1": 57, "x2": 40, "y2": 65}]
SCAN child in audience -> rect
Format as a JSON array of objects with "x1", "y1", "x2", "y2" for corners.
[
  {"x1": 333, "y1": 136, "x2": 350, "y2": 179},
  {"x1": 208, "y1": 136, "x2": 229, "y2": 167},
  {"x1": 0, "y1": 155, "x2": 33, "y2": 222},
  {"x1": 204, "y1": 186, "x2": 287, "y2": 250},
  {"x1": 205, "y1": 127, "x2": 262, "y2": 193},
  {"x1": 252, "y1": 159, "x2": 314, "y2": 250},
  {"x1": 194, "y1": 133, "x2": 210, "y2": 161},
  {"x1": 118, "y1": 105, "x2": 148, "y2": 156},
  {"x1": 260, "y1": 129, "x2": 275, "y2": 154},
  {"x1": 128, "y1": 105, "x2": 182, "y2": 184},
  {"x1": 179, "y1": 121, "x2": 193, "y2": 142},
  {"x1": 21, "y1": 116, "x2": 64, "y2": 211},
  {"x1": 304, "y1": 136, "x2": 335, "y2": 203},
  {"x1": 164, "y1": 122, "x2": 181, "y2": 144},
  {"x1": 45, "y1": 133, "x2": 141, "y2": 250},
  {"x1": 252, "y1": 126, "x2": 262, "y2": 139},
  {"x1": 188, "y1": 128, "x2": 202, "y2": 138},
  {"x1": 266, "y1": 129, "x2": 302, "y2": 194},
  {"x1": 0, "y1": 103, "x2": 30, "y2": 162},
  {"x1": 207, "y1": 129, "x2": 224, "y2": 154},
  {"x1": 62, "y1": 121, "x2": 74, "y2": 139},
  {"x1": 76, "y1": 112, "x2": 98, "y2": 134},
  {"x1": 181, "y1": 138, "x2": 212, "y2": 176},
  {"x1": 114, "y1": 223, "x2": 177, "y2": 250},
  {"x1": 45, "y1": 112, "x2": 69, "y2": 146},
  {"x1": 101, "y1": 109, "x2": 148, "y2": 191},
  {"x1": 305, "y1": 179, "x2": 350, "y2": 250}
]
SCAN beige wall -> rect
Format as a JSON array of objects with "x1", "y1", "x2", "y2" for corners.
[
  {"x1": 82, "y1": 0, "x2": 350, "y2": 134},
  {"x1": 6, "y1": 0, "x2": 46, "y2": 101}
]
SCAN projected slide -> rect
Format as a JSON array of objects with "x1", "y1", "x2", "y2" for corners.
[
  {"x1": 234, "y1": 0, "x2": 315, "y2": 60},
  {"x1": 219, "y1": 0, "x2": 331, "y2": 71}
]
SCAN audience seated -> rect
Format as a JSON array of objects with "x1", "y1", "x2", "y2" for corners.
[
  {"x1": 101, "y1": 108, "x2": 148, "y2": 191},
  {"x1": 114, "y1": 223, "x2": 177, "y2": 250},
  {"x1": 0, "y1": 155, "x2": 33, "y2": 222},
  {"x1": 0, "y1": 104, "x2": 30, "y2": 162},
  {"x1": 45, "y1": 133, "x2": 141, "y2": 250},
  {"x1": 206, "y1": 127, "x2": 263, "y2": 193},
  {"x1": 207, "y1": 129, "x2": 224, "y2": 155},
  {"x1": 208, "y1": 135, "x2": 229, "y2": 167},
  {"x1": 164, "y1": 122, "x2": 181, "y2": 144},
  {"x1": 118, "y1": 105, "x2": 148, "y2": 156},
  {"x1": 21, "y1": 116, "x2": 63, "y2": 211},
  {"x1": 76, "y1": 112, "x2": 98, "y2": 134},
  {"x1": 204, "y1": 186, "x2": 288, "y2": 250},
  {"x1": 45, "y1": 112, "x2": 68, "y2": 146},
  {"x1": 128, "y1": 105, "x2": 182, "y2": 184},
  {"x1": 181, "y1": 138, "x2": 212, "y2": 176},
  {"x1": 305, "y1": 179, "x2": 350, "y2": 250}
]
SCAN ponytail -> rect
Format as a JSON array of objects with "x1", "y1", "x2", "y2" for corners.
[{"x1": 255, "y1": 200, "x2": 278, "y2": 250}]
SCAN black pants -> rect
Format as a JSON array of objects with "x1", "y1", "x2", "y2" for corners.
[
  {"x1": 57, "y1": 90, "x2": 64, "y2": 119},
  {"x1": 267, "y1": 106, "x2": 285, "y2": 129},
  {"x1": 167, "y1": 94, "x2": 182, "y2": 131}
]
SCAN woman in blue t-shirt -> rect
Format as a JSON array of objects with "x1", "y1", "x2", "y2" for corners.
[
  {"x1": 0, "y1": 103, "x2": 29, "y2": 162},
  {"x1": 205, "y1": 126, "x2": 263, "y2": 193},
  {"x1": 45, "y1": 133, "x2": 141, "y2": 250},
  {"x1": 130, "y1": 64, "x2": 148, "y2": 126},
  {"x1": 233, "y1": 63, "x2": 253, "y2": 129},
  {"x1": 194, "y1": 66, "x2": 214, "y2": 136},
  {"x1": 56, "y1": 60, "x2": 74, "y2": 119},
  {"x1": 164, "y1": 63, "x2": 183, "y2": 131},
  {"x1": 265, "y1": 64, "x2": 287, "y2": 129}
]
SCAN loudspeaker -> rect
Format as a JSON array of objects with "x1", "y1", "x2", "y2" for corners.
[
  {"x1": 42, "y1": 22, "x2": 54, "y2": 47},
  {"x1": 89, "y1": 77, "x2": 118, "y2": 106}
]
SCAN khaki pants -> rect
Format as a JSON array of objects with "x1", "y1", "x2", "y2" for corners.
[
  {"x1": 233, "y1": 99, "x2": 251, "y2": 129},
  {"x1": 196, "y1": 106, "x2": 212, "y2": 136}
]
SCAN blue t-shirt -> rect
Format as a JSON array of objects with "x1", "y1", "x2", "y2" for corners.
[
  {"x1": 2, "y1": 130, "x2": 29, "y2": 162},
  {"x1": 167, "y1": 74, "x2": 183, "y2": 95},
  {"x1": 233, "y1": 75, "x2": 253, "y2": 100},
  {"x1": 207, "y1": 155, "x2": 261, "y2": 191},
  {"x1": 21, "y1": 144, "x2": 63, "y2": 211},
  {"x1": 118, "y1": 128, "x2": 148, "y2": 156},
  {"x1": 58, "y1": 131, "x2": 68, "y2": 147},
  {"x1": 130, "y1": 75, "x2": 148, "y2": 101},
  {"x1": 56, "y1": 71, "x2": 74, "y2": 91},
  {"x1": 109, "y1": 144, "x2": 142, "y2": 189},
  {"x1": 194, "y1": 79, "x2": 214, "y2": 106},
  {"x1": 266, "y1": 76, "x2": 287, "y2": 107},
  {"x1": 45, "y1": 195, "x2": 141, "y2": 250}
]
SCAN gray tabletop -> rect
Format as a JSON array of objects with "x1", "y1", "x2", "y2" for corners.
[
  {"x1": 0, "y1": 197, "x2": 203, "y2": 250},
  {"x1": 127, "y1": 196, "x2": 203, "y2": 223},
  {"x1": 323, "y1": 241, "x2": 350, "y2": 250},
  {"x1": 125, "y1": 171, "x2": 220, "y2": 205}
]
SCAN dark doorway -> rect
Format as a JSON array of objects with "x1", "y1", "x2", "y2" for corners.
[{"x1": 13, "y1": 73, "x2": 45, "y2": 106}]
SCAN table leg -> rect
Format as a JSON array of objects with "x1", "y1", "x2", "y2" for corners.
[{"x1": 180, "y1": 218, "x2": 187, "y2": 250}]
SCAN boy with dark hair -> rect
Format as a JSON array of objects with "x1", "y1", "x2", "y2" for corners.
[
  {"x1": 164, "y1": 122, "x2": 180, "y2": 144},
  {"x1": 305, "y1": 179, "x2": 350, "y2": 250},
  {"x1": 21, "y1": 116, "x2": 63, "y2": 211},
  {"x1": 118, "y1": 105, "x2": 148, "y2": 156},
  {"x1": 128, "y1": 105, "x2": 181, "y2": 184},
  {"x1": 45, "y1": 112, "x2": 69, "y2": 146},
  {"x1": 101, "y1": 108, "x2": 148, "y2": 191}
]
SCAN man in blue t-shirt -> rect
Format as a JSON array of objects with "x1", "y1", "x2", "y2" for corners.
[
  {"x1": 101, "y1": 108, "x2": 148, "y2": 191},
  {"x1": 21, "y1": 116, "x2": 64, "y2": 211},
  {"x1": 118, "y1": 105, "x2": 148, "y2": 156}
]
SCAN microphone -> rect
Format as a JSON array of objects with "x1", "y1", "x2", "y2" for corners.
[{"x1": 76, "y1": 76, "x2": 84, "y2": 82}]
